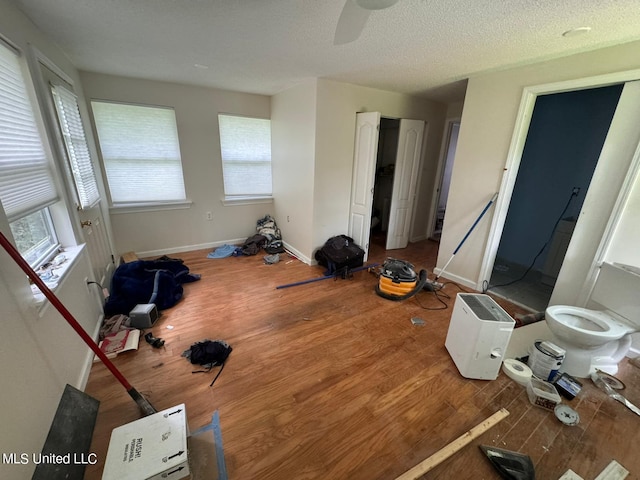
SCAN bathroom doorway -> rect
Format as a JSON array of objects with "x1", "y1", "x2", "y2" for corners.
[{"x1": 486, "y1": 84, "x2": 624, "y2": 312}]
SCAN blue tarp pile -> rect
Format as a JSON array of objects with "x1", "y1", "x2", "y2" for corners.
[{"x1": 104, "y1": 256, "x2": 200, "y2": 316}]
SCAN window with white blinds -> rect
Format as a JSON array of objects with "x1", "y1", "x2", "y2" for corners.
[
  {"x1": 218, "y1": 114, "x2": 272, "y2": 198},
  {"x1": 51, "y1": 84, "x2": 100, "y2": 209},
  {"x1": 0, "y1": 42, "x2": 59, "y2": 221},
  {"x1": 91, "y1": 101, "x2": 186, "y2": 205}
]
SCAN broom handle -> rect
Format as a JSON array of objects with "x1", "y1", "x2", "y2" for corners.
[
  {"x1": 435, "y1": 192, "x2": 498, "y2": 281},
  {"x1": 451, "y1": 192, "x2": 499, "y2": 256},
  {"x1": 0, "y1": 231, "x2": 156, "y2": 414}
]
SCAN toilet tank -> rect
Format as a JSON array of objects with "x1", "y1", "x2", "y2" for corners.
[{"x1": 590, "y1": 262, "x2": 640, "y2": 326}]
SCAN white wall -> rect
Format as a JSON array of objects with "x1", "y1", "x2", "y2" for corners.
[
  {"x1": 0, "y1": 2, "x2": 105, "y2": 478},
  {"x1": 312, "y1": 79, "x2": 446, "y2": 256},
  {"x1": 0, "y1": 242, "x2": 100, "y2": 480},
  {"x1": 271, "y1": 80, "x2": 318, "y2": 263},
  {"x1": 437, "y1": 40, "x2": 640, "y2": 293},
  {"x1": 80, "y1": 72, "x2": 273, "y2": 257},
  {"x1": 269, "y1": 78, "x2": 447, "y2": 262}
]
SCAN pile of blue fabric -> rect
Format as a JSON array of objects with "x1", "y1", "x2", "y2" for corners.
[
  {"x1": 207, "y1": 244, "x2": 240, "y2": 259},
  {"x1": 104, "y1": 256, "x2": 200, "y2": 316}
]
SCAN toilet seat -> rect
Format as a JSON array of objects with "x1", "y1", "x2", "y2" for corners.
[
  {"x1": 546, "y1": 305, "x2": 632, "y2": 339},
  {"x1": 542, "y1": 263, "x2": 640, "y2": 377}
]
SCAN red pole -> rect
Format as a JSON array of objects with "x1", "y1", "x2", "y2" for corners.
[{"x1": 0, "y1": 231, "x2": 156, "y2": 415}]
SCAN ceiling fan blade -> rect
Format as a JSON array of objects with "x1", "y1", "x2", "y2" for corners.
[
  {"x1": 356, "y1": 0, "x2": 400, "y2": 9},
  {"x1": 334, "y1": 0, "x2": 372, "y2": 45}
]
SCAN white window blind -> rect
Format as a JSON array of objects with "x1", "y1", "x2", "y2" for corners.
[
  {"x1": 0, "y1": 42, "x2": 58, "y2": 221},
  {"x1": 218, "y1": 114, "x2": 272, "y2": 197},
  {"x1": 91, "y1": 101, "x2": 186, "y2": 204},
  {"x1": 51, "y1": 84, "x2": 100, "y2": 209}
]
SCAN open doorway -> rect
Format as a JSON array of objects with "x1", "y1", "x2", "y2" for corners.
[
  {"x1": 486, "y1": 84, "x2": 624, "y2": 312},
  {"x1": 430, "y1": 119, "x2": 460, "y2": 242}
]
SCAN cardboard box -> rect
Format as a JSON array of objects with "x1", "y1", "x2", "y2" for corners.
[
  {"x1": 102, "y1": 404, "x2": 190, "y2": 480},
  {"x1": 121, "y1": 251, "x2": 139, "y2": 263}
]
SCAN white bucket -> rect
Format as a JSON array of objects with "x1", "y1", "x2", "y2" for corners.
[{"x1": 528, "y1": 341, "x2": 565, "y2": 382}]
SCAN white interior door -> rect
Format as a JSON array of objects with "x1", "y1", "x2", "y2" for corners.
[
  {"x1": 386, "y1": 119, "x2": 425, "y2": 250},
  {"x1": 35, "y1": 58, "x2": 116, "y2": 302},
  {"x1": 348, "y1": 112, "x2": 381, "y2": 260}
]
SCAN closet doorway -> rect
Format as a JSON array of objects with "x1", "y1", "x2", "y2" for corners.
[
  {"x1": 348, "y1": 112, "x2": 425, "y2": 260},
  {"x1": 370, "y1": 118, "x2": 400, "y2": 248}
]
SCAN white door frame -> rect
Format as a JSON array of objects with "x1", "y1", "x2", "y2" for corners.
[{"x1": 478, "y1": 69, "x2": 640, "y2": 305}]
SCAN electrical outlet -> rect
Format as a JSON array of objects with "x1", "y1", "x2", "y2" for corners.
[
  {"x1": 287, "y1": 215, "x2": 290, "y2": 222},
  {"x1": 206, "y1": 211, "x2": 213, "y2": 221},
  {"x1": 84, "y1": 277, "x2": 91, "y2": 294}
]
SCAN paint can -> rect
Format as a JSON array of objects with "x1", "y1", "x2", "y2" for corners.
[{"x1": 527, "y1": 340, "x2": 565, "y2": 382}]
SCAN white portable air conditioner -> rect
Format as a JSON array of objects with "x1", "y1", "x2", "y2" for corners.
[{"x1": 445, "y1": 293, "x2": 515, "y2": 380}]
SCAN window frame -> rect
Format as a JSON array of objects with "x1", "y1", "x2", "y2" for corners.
[
  {"x1": 217, "y1": 113, "x2": 273, "y2": 205},
  {"x1": 0, "y1": 38, "x2": 61, "y2": 268},
  {"x1": 9, "y1": 206, "x2": 59, "y2": 268},
  {"x1": 90, "y1": 99, "x2": 190, "y2": 211}
]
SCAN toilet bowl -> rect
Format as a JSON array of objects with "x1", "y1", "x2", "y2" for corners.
[
  {"x1": 545, "y1": 305, "x2": 634, "y2": 377},
  {"x1": 544, "y1": 262, "x2": 640, "y2": 378},
  {"x1": 545, "y1": 305, "x2": 632, "y2": 348}
]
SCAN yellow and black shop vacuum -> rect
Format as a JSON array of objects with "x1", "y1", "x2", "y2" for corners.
[{"x1": 376, "y1": 258, "x2": 427, "y2": 301}]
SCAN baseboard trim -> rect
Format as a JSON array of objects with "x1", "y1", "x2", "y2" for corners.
[
  {"x1": 134, "y1": 239, "x2": 314, "y2": 265},
  {"x1": 78, "y1": 313, "x2": 104, "y2": 391},
  {"x1": 136, "y1": 238, "x2": 247, "y2": 259},
  {"x1": 410, "y1": 234, "x2": 427, "y2": 243},
  {"x1": 283, "y1": 242, "x2": 313, "y2": 265},
  {"x1": 432, "y1": 268, "x2": 477, "y2": 290}
]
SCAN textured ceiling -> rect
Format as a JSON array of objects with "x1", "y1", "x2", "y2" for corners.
[{"x1": 10, "y1": 0, "x2": 640, "y2": 103}]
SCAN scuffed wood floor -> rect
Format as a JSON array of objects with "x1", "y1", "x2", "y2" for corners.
[{"x1": 83, "y1": 238, "x2": 640, "y2": 479}]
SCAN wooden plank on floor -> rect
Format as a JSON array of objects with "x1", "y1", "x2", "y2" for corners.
[{"x1": 395, "y1": 408, "x2": 510, "y2": 480}]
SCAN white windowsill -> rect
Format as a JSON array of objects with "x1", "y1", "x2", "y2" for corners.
[
  {"x1": 109, "y1": 200, "x2": 193, "y2": 214},
  {"x1": 31, "y1": 244, "x2": 86, "y2": 311},
  {"x1": 221, "y1": 196, "x2": 273, "y2": 206}
]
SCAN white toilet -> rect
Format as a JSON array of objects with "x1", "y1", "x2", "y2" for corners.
[{"x1": 545, "y1": 262, "x2": 640, "y2": 378}]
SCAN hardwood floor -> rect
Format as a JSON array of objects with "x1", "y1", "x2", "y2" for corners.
[{"x1": 83, "y1": 238, "x2": 640, "y2": 479}]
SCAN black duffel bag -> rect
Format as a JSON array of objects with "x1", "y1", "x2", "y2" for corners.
[{"x1": 314, "y1": 235, "x2": 364, "y2": 277}]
